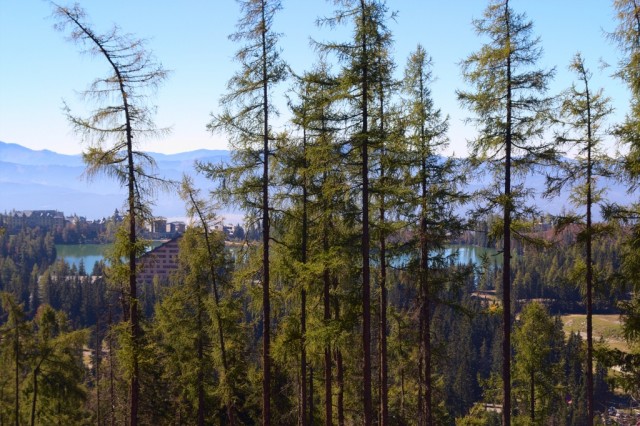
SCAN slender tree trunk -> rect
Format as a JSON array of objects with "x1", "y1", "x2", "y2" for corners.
[
  {"x1": 112, "y1": 57, "x2": 140, "y2": 425},
  {"x1": 379, "y1": 236, "x2": 388, "y2": 426},
  {"x1": 309, "y1": 365, "x2": 314, "y2": 424},
  {"x1": 301, "y1": 126, "x2": 309, "y2": 426},
  {"x1": 127, "y1": 140, "x2": 140, "y2": 426},
  {"x1": 96, "y1": 314, "x2": 101, "y2": 426},
  {"x1": 301, "y1": 280, "x2": 308, "y2": 426},
  {"x1": 360, "y1": 1, "x2": 372, "y2": 422},
  {"x1": 14, "y1": 317, "x2": 19, "y2": 426},
  {"x1": 197, "y1": 292, "x2": 205, "y2": 426},
  {"x1": 503, "y1": 3, "x2": 513, "y2": 424},
  {"x1": 418, "y1": 300, "x2": 425, "y2": 426},
  {"x1": 30, "y1": 368, "x2": 38, "y2": 426},
  {"x1": 260, "y1": 1, "x2": 272, "y2": 423},
  {"x1": 377, "y1": 51, "x2": 389, "y2": 426},
  {"x1": 422, "y1": 225, "x2": 432, "y2": 426},
  {"x1": 336, "y1": 349, "x2": 345, "y2": 426},
  {"x1": 414, "y1": 62, "x2": 434, "y2": 425},
  {"x1": 530, "y1": 370, "x2": 535, "y2": 423},
  {"x1": 585, "y1": 80, "x2": 594, "y2": 426},
  {"x1": 323, "y1": 218, "x2": 332, "y2": 426},
  {"x1": 418, "y1": 70, "x2": 433, "y2": 425},
  {"x1": 333, "y1": 276, "x2": 345, "y2": 426},
  {"x1": 28, "y1": 356, "x2": 51, "y2": 426},
  {"x1": 186, "y1": 189, "x2": 236, "y2": 425},
  {"x1": 108, "y1": 307, "x2": 115, "y2": 426}
]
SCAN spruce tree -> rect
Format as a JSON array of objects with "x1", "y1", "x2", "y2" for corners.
[{"x1": 0, "y1": 292, "x2": 28, "y2": 426}]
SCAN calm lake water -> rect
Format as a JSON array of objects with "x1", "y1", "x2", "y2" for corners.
[
  {"x1": 56, "y1": 243, "x2": 500, "y2": 271},
  {"x1": 55, "y1": 244, "x2": 113, "y2": 270},
  {"x1": 449, "y1": 245, "x2": 502, "y2": 267},
  {"x1": 55, "y1": 242, "x2": 164, "y2": 270}
]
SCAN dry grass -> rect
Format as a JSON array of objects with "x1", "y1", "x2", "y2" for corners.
[{"x1": 561, "y1": 314, "x2": 630, "y2": 353}]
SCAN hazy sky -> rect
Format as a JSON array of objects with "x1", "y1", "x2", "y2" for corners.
[{"x1": 0, "y1": 1, "x2": 629, "y2": 156}]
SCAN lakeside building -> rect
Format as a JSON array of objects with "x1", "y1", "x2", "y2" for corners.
[
  {"x1": 1, "y1": 210, "x2": 65, "y2": 230},
  {"x1": 137, "y1": 236, "x2": 182, "y2": 286},
  {"x1": 146, "y1": 217, "x2": 186, "y2": 239}
]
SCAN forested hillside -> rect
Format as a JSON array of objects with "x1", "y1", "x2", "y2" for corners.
[{"x1": 1, "y1": 1, "x2": 639, "y2": 425}]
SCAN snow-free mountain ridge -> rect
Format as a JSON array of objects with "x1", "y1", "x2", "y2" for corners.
[
  {"x1": 0, "y1": 140, "x2": 630, "y2": 222},
  {"x1": 0, "y1": 141, "x2": 231, "y2": 220}
]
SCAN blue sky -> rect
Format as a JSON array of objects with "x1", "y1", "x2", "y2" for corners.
[{"x1": 0, "y1": 1, "x2": 629, "y2": 157}]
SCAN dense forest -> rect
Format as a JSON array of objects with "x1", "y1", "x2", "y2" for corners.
[{"x1": 1, "y1": 0, "x2": 640, "y2": 425}]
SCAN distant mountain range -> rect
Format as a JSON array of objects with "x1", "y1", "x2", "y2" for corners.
[
  {"x1": 0, "y1": 141, "x2": 232, "y2": 221},
  {"x1": 0, "y1": 140, "x2": 632, "y2": 222}
]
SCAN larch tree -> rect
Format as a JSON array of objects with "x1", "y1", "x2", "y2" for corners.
[
  {"x1": 205, "y1": 1, "x2": 286, "y2": 423},
  {"x1": 604, "y1": 0, "x2": 640, "y2": 400},
  {"x1": 0, "y1": 292, "x2": 29, "y2": 426},
  {"x1": 546, "y1": 53, "x2": 613, "y2": 425},
  {"x1": 317, "y1": 2, "x2": 393, "y2": 422},
  {"x1": 296, "y1": 64, "x2": 352, "y2": 426},
  {"x1": 180, "y1": 177, "x2": 238, "y2": 425},
  {"x1": 609, "y1": 0, "x2": 640, "y2": 347},
  {"x1": 457, "y1": 1, "x2": 554, "y2": 424},
  {"x1": 369, "y1": 26, "x2": 398, "y2": 426},
  {"x1": 282, "y1": 64, "x2": 341, "y2": 425},
  {"x1": 26, "y1": 304, "x2": 88, "y2": 426},
  {"x1": 152, "y1": 223, "x2": 238, "y2": 425},
  {"x1": 52, "y1": 4, "x2": 169, "y2": 425},
  {"x1": 512, "y1": 302, "x2": 563, "y2": 423},
  {"x1": 285, "y1": 74, "x2": 315, "y2": 426},
  {"x1": 401, "y1": 44, "x2": 464, "y2": 426}
]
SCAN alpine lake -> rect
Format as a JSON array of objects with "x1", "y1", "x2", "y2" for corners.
[{"x1": 55, "y1": 243, "x2": 501, "y2": 271}]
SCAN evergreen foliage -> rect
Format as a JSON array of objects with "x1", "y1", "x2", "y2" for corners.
[{"x1": 2, "y1": 2, "x2": 639, "y2": 424}]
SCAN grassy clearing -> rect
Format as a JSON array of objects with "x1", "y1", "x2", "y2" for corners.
[{"x1": 561, "y1": 314, "x2": 630, "y2": 353}]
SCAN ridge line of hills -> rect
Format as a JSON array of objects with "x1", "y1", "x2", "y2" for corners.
[
  {"x1": 0, "y1": 140, "x2": 231, "y2": 220},
  {"x1": 0, "y1": 140, "x2": 630, "y2": 221}
]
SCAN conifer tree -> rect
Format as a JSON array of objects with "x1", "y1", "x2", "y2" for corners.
[
  {"x1": 603, "y1": 0, "x2": 640, "y2": 400},
  {"x1": 546, "y1": 53, "x2": 613, "y2": 424},
  {"x1": 283, "y1": 66, "x2": 329, "y2": 425},
  {"x1": 180, "y1": 177, "x2": 238, "y2": 425},
  {"x1": 400, "y1": 45, "x2": 463, "y2": 426},
  {"x1": 512, "y1": 302, "x2": 563, "y2": 423},
  {"x1": 52, "y1": 5, "x2": 169, "y2": 424},
  {"x1": 458, "y1": 1, "x2": 554, "y2": 423},
  {"x1": 369, "y1": 29, "x2": 398, "y2": 426},
  {"x1": 0, "y1": 292, "x2": 29, "y2": 426},
  {"x1": 26, "y1": 304, "x2": 88, "y2": 425},
  {"x1": 317, "y1": 2, "x2": 393, "y2": 422},
  {"x1": 282, "y1": 76, "x2": 313, "y2": 425},
  {"x1": 608, "y1": 0, "x2": 640, "y2": 348},
  {"x1": 205, "y1": 1, "x2": 286, "y2": 423}
]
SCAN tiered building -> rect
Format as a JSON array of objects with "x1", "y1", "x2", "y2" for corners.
[{"x1": 137, "y1": 236, "x2": 182, "y2": 286}]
